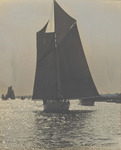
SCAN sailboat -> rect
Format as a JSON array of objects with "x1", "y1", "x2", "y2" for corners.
[
  {"x1": 32, "y1": 0, "x2": 99, "y2": 112},
  {"x1": 6, "y1": 86, "x2": 15, "y2": 100},
  {"x1": 1, "y1": 94, "x2": 6, "y2": 100}
]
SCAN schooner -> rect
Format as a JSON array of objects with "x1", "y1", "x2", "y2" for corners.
[{"x1": 33, "y1": 0, "x2": 99, "y2": 112}]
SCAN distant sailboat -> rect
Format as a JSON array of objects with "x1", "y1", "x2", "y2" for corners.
[
  {"x1": 6, "y1": 86, "x2": 15, "y2": 100},
  {"x1": 1, "y1": 94, "x2": 6, "y2": 100},
  {"x1": 32, "y1": 0, "x2": 99, "y2": 112}
]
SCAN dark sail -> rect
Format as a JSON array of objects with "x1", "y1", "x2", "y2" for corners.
[
  {"x1": 6, "y1": 86, "x2": 15, "y2": 99},
  {"x1": 33, "y1": 0, "x2": 99, "y2": 100},
  {"x1": 1, "y1": 94, "x2": 5, "y2": 100},
  {"x1": 58, "y1": 24, "x2": 99, "y2": 99},
  {"x1": 54, "y1": 1, "x2": 76, "y2": 44},
  {"x1": 33, "y1": 23, "x2": 57, "y2": 99}
]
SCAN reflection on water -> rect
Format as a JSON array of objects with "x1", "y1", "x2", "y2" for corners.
[
  {"x1": 34, "y1": 110, "x2": 95, "y2": 148},
  {"x1": 0, "y1": 99, "x2": 121, "y2": 149}
]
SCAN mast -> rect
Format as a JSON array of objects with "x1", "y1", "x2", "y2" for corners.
[{"x1": 54, "y1": 0, "x2": 62, "y2": 99}]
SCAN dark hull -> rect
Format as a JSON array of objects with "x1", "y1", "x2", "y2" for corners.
[
  {"x1": 43, "y1": 101, "x2": 70, "y2": 112},
  {"x1": 80, "y1": 99, "x2": 95, "y2": 106}
]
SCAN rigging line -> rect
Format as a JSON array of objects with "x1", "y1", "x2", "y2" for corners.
[{"x1": 70, "y1": 22, "x2": 76, "y2": 30}]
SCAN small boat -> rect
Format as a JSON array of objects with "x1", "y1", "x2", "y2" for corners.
[
  {"x1": 2, "y1": 86, "x2": 15, "y2": 100},
  {"x1": 32, "y1": 0, "x2": 99, "y2": 112},
  {"x1": 1, "y1": 94, "x2": 6, "y2": 100}
]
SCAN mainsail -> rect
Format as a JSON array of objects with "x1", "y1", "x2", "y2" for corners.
[{"x1": 33, "y1": 0, "x2": 99, "y2": 100}]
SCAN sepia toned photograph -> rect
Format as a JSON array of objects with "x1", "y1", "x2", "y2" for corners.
[{"x1": 0, "y1": 0, "x2": 121, "y2": 149}]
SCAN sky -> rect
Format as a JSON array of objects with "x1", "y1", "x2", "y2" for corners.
[{"x1": 0, "y1": 0, "x2": 121, "y2": 96}]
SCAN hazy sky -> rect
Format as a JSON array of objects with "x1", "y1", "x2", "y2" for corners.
[{"x1": 0, "y1": 0, "x2": 121, "y2": 96}]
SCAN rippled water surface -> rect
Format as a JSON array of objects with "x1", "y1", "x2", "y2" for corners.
[{"x1": 0, "y1": 99, "x2": 121, "y2": 149}]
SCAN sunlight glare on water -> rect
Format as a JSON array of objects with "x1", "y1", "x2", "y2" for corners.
[{"x1": 0, "y1": 99, "x2": 121, "y2": 150}]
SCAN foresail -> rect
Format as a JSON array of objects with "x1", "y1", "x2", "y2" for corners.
[
  {"x1": 33, "y1": 22, "x2": 57, "y2": 99},
  {"x1": 36, "y1": 22, "x2": 49, "y2": 62},
  {"x1": 33, "y1": 44, "x2": 57, "y2": 99}
]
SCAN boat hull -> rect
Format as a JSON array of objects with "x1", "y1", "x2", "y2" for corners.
[
  {"x1": 80, "y1": 99, "x2": 95, "y2": 106},
  {"x1": 43, "y1": 101, "x2": 70, "y2": 112}
]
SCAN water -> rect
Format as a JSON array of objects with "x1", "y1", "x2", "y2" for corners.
[{"x1": 0, "y1": 99, "x2": 121, "y2": 150}]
